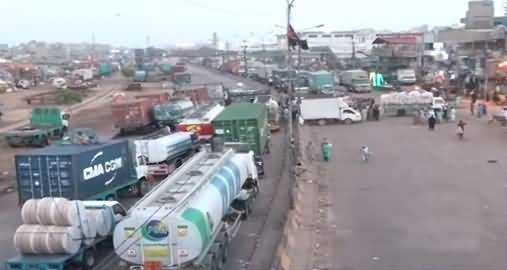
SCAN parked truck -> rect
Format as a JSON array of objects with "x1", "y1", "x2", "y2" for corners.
[
  {"x1": 340, "y1": 69, "x2": 372, "y2": 93},
  {"x1": 134, "y1": 131, "x2": 199, "y2": 176},
  {"x1": 308, "y1": 70, "x2": 335, "y2": 93},
  {"x1": 111, "y1": 97, "x2": 195, "y2": 135},
  {"x1": 380, "y1": 91, "x2": 447, "y2": 116},
  {"x1": 176, "y1": 103, "x2": 225, "y2": 141},
  {"x1": 212, "y1": 103, "x2": 269, "y2": 156},
  {"x1": 14, "y1": 139, "x2": 149, "y2": 205},
  {"x1": 6, "y1": 198, "x2": 128, "y2": 270},
  {"x1": 300, "y1": 97, "x2": 362, "y2": 125},
  {"x1": 113, "y1": 146, "x2": 260, "y2": 270},
  {"x1": 4, "y1": 107, "x2": 70, "y2": 147}
]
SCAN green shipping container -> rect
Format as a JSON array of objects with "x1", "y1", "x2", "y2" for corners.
[
  {"x1": 212, "y1": 103, "x2": 269, "y2": 156},
  {"x1": 308, "y1": 71, "x2": 335, "y2": 92},
  {"x1": 99, "y1": 63, "x2": 113, "y2": 76}
]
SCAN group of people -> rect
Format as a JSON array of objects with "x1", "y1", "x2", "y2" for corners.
[
  {"x1": 361, "y1": 105, "x2": 380, "y2": 122},
  {"x1": 415, "y1": 106, "x2": 456, "y2": 129}
]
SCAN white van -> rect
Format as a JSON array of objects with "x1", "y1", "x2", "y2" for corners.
[{"x1": 300, "y1": 98, "x2": 362, "y2": 125}]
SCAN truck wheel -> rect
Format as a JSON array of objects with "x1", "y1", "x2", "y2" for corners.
[
  {"x1": 175, "y1": 159, "x2": 183, "y2": 168},
  {"x1": 344, "y1": 118, "x2": 353, "y2": 125},
  {"x1": 318, "y1": 119, "x2": 327, "y2": 126},
  {"x1": 83, "y1": 249, "x2": 96, "y2": 270},
  {"x1": 39, "y1": 137, "x2": 49, "y2": 147}
]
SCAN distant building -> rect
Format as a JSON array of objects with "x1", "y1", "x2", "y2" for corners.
[
  {"x1": 372, "y1": 32, "x2": 425, "y2": 70},
  {"x1": 460, "y1": 0, "x2": 495, "y2": 29}
]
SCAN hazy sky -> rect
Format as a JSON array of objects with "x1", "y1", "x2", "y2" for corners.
[{"x1": 0, "y1": 0, "x2": 504, "y2": 47}]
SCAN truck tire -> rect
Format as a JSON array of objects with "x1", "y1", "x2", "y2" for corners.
[
  {"x1": 175, "y1": 159, "x2": 183, "y2": 168},
  {"x1": 344, "y1": 118, "x2": 353, "y2": 125},
  {"x1": 39, "y1": 136, "x2": 49, "y2": 147},
  {"x1": 318, "y1": 119, "x2": 327, "y2": 126},
  {"x1": 82, "y1": 249, "x2": 96, "y2": 270}
]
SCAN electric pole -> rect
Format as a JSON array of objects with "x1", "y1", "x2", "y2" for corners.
[
  {"x1": 242, "y1": 42, "x2": 248, "y2": 77},
  {"x1": 286, "y1": 0, "x2": 296, "y2": 210}
]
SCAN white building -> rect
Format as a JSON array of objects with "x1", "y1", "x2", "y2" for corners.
[{"x1": 277, "y1": 29, "x2": 376, "y2": 59}]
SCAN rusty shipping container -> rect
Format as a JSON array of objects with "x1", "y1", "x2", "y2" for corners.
[
  {"x1": 135, "y1": 92, "x2": 171, "y2": 106},
  {"x1": 173, "y1": 87, "x2": 209, "y2": 106},
  {"x1": 111, "y1": 98, "x2": 153, "y2": 132}
]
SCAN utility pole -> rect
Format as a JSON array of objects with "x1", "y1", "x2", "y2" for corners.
[
  {"x1": 286, "y1": 0, "x2": 296, "y2": 209},
  {"x1": 242, "y1": 43, "x2": 248, "y2": 77}
]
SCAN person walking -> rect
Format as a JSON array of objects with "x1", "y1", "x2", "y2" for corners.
[
  {"x1": 361, "y1": 107, "x2": 368, "y2": 122},
  {"x1": 373, "y1": 105, "x2": 380, "y2": 121},
  {"x1": 428, "y1": 114, "x2": 436, "y2": 131},
  {"x1": 450, "y1": 107, "x2": 456, "y2": 122},
  {"x1": 442, "y1": 105, "x2": 449, "y2": 122},
  {"x1": 457, "y1": 120, "x2": 466, "y2": 140},
  {"x1": 321, "y1": 138, "x2": 333, "y2": 162}
]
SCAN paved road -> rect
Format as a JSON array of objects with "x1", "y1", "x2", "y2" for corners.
[
  {"x1": 303, "y1": 114, "x2": 507, "y2": 270},
  {"x1": 187, "y1": 65, "x2": 266, "y2": 90}
]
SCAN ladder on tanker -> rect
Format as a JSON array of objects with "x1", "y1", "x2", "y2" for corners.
[{"x1": 134, "y1": 148, "x2": 234, "y2": 211}]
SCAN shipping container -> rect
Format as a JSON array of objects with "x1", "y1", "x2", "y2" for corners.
[
  {"x1": 111, "y1": 99, "x2": 153, "y2": 132},
  {"x1": 212, "y1": 103, "x2": 269, "y2": 156},
  {"x1": 15, "y1": 140, "x2": 138, "y2": 204},
  {"x1": 173, "y1": 87, "x2": 209, "y2": 106},
  {"x1": 99, "y1": 63, "x2": 113, "y2": 76},
  {"x1": 134, "y1": 92, "x2": 170, "y2": 106}
]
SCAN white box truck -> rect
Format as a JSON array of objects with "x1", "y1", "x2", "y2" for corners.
[{"x1": 300, "y1": 97, "x2": 362, "y2": 125}]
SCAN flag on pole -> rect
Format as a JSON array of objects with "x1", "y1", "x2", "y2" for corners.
[{"x1": 287, "y1": 24, "x2": 309, "y2": 50}]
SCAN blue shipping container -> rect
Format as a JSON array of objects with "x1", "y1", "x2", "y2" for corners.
[{"x1": 15, "y1": 140, "x2": 136, "y2": 204}]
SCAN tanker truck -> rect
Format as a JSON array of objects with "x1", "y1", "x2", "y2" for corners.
[
  {"x1": 113, "y1": 145, "x2": 260, "y2": 270},
  {"x1": 6, "y1": 198, "x2": 128, "y2": 270}
]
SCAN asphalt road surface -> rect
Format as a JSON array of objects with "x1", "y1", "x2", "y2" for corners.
[{"x1": 303, "y1": 115, "x2": 507, "y2": 270}]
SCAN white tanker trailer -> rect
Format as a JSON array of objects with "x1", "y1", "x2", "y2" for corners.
[{"x1": 113, "y1": 146, "x2": 260, "y2": 270}]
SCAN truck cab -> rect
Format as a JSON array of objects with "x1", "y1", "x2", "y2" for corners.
[
  {"x1": 30, "y1": 107, "x2": 70, "y2": 128},
  {"x1": 82, "y1": 200, "x2": 128, "y2": 225},
  {"x1": 431, "y1": 97, "x2": 448, "y2": 111}
]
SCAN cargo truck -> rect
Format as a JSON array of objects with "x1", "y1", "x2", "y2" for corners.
[
  {"x1": 172, "y1": 72, "x2": 192, "y2": 85},
  {"x1": 212, "y1": 103, "x2": 269, "y2": 156},
  {"x1": 113, "y1": 145, "x2": 260, "y2": 270},
  {"x1": 176, "y1": 104, "x2": 225, "y2": 141},
  {"x1": 6, "y1": 199, "x2": 128, "y2": 270},
  {"x1": 112, "y1": 98, "x2": 195, "y2": 135},
  {"x1": 340, "y1": 69, "x2": 372, "y2": 93},
  {"x1": 4, "y1": 107, "x2": 70, "y2": 147},
  {"x1": 300, "y1": 97, "x2": 362, "y2": 125},
  {"x1": 308, "y1": 70, "x2": 335, "y2": 93},
  {"x1": 134, "y1": 131, "x2": 200, "y2": 176},
  {"x1": 15, "y1": 140, "x2": 149, "y2": 205}
]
